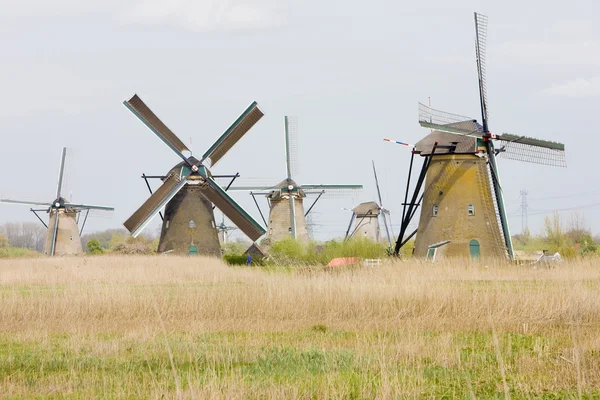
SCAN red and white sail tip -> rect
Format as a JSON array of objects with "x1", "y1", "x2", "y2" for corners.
[{"x1": 383, "y1": 138, "x2": 415, "y2": 148}]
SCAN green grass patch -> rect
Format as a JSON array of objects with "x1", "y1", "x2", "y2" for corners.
[
  {"x1": 1, "y1": 330, "x2": 599, "y2": 398},
  {"x1": 0, "y1": 247, "x2": 41, "y2": 258}
]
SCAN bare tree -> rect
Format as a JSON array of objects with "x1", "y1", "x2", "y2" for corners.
[
  {"x1": 544, "y1": 212, "x2": 565, "y2": 251},
  {"x1": 0, "y1": 222, "x2": 46, "y2": 250},
  {"x1": 566, "y1": 212, "x2": 590, "y2": 245}
]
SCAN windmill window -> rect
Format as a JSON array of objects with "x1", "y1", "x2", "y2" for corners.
[
  {"x1": 432, "y1": 205, "x2": 439, "y2": 217},
  {"x1": 166, "y1": 220, "x2": 170, "y2": 229},
  {"x1": 468, "y1": 204, "x2": 475, "y2": 216}
]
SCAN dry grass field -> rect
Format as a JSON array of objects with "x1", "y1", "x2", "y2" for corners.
[{"x1": 1, "y1": 256, "x2": 599, "y2": 399}]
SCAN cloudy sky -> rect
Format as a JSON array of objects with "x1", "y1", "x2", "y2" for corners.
[{"x1": 0, "y1": 0, "x2": 597, "y2": 241}]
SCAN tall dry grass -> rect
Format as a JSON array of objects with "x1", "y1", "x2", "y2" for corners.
[
  {"x1": 1, "y1": 256, "x2": 599, "y2": 333},
  {"x1": 0, "y1": 256, "x2": 599, "y2": 398}
]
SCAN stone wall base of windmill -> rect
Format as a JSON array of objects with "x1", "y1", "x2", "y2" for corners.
[
  {"x1": 158, "y1": 186, "x2": 221, "y2": 257},
  {"x1": 266, "y1": 198, "x2": 310, "y2": 243},
  {"x1": 413, "y1": 154, "x2": 507, "y2": 260},
  {"x1": 44, "y1": 211, "x2": 83, "y2": 256}
]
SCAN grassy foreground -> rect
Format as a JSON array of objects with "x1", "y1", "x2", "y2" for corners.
[{"x1": 0, "y1": 257, "x2": 599, "y2": 398}]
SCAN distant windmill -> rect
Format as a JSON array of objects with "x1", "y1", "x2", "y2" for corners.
[
  {"x1": 1, "y1": 148, "x2": 114, "y2": 256},
  {"x1": 122, "y1": 94, "x2": 266, "y2": 255},
  {"x1": 228, "y1": 116, "x2": 362, "y2": 243},
  {"x1": 344, "y1": 161, "x2": 393, "y2": 245},
  {"x1": 392, "y1": 13, "x2": 566, "y2": 260},
  {"x1": 216, "y1": 214, "x2": 237, "y2": 246}
]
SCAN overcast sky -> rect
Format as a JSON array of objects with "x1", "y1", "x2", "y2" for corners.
[{"x1": 0, "y1": 0, "x2": 598, "y2": 241}]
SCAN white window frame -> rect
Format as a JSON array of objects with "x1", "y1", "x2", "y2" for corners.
[{"x1": 468, "y1": 204, "x2": 475, "y2": 216}]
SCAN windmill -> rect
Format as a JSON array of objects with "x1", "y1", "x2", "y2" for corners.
[
  {"x1": 216, "y1": 214, "x2": 237, "y2": 245},
  {"x1": 1, "y1": 148, "x2": 114, "y2": 256},
  {"x1": 228, "y1": 116, "x2": 362, "y2": 244},
  {"x1": 122, "y1": 94, "x2": 266, "y2": 256},
  {"x1": 393, "y1": 13, "x2": 566, "y2": 260},
  {"x1": 344, "y1": 161, "x2": 393, "y2": 245}
]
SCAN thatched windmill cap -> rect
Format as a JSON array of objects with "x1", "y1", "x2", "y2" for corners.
[
  {"x1": 415, "y1": 130, "x2": 482, "y2": 156},
  {"x1": 352, "y1": 201, "x2": 380, "y2": 216}
]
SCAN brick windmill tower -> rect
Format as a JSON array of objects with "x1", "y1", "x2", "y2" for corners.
[
  {"x1": 1, "y1": 148, "x2": 114, "y2": 256},
  {"x1": 392, "y1": 13, "x2": 566, "y2": 260},
  {"x1": 228, "y1": 116, "x2": 362, "y2": 244}
]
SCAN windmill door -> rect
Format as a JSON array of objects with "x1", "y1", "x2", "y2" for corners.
[{"x1": 469, "y1": 240, "x2": 480, "y2": 260}]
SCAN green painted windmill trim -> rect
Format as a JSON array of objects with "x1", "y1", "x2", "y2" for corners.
[
  {"x1": 123, "y1": 101, "x2": 190, "y2": 165},
  {"x1": 201, "y1": 101, "x2": 259, "y2": 163},
  {"x1": 197, "y1": 169, "x2": 266, "y2": 236},
  {"x1": 498, "y1": 133, "x2": 565, "y2": 151}
]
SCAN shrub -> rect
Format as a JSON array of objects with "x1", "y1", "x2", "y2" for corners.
[
  {"x1": 0, "y1": 234, "x2": 8, "y2": 249},
  {"x1": 0, "y1": 247, "x2": 40, "y2": 258},
  {"x1": 86, "y1": 239, "x2": 105, "y2": 255},
  {"x1": 223, "y1": 255, "x2": 250, "y2": 266},
  {"x1": 111, "y1": 237, "x2": 156, "y2": 255},
  {"x1": 222, "y1": 241, "x2": 248, "y2": 256},
  {"x1": 266, "y1": 237, "x2": 388, "y2": 266}
]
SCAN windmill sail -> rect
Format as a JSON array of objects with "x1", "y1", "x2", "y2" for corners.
[
  {"x1": 284, "y1": 116, "x2": 299, "y2": 180},
  {"x1": 124, "y1": 95, "x2": 190, "y2": 162},
  {"x1": 56, "y1": 147, "x2": 67, "y2": 199},
  {"x1": 472, "y1": 13, "x2": 513, "y2": 259},
  {"x1": 0, "y1": 199, "x2": 52, "y2": 207},
  {"x1": 67, "y1": 203, "x2": 115, "y2": 211},
  {"x1": 302, "y1": 184, "x2": 362, "y2": 198},
  {"x1": 124, "y1": 172, "x2": 188, "y2": 237},
  {"x1": 196, "y1": 173, "x2": 266, "y2": 241},
  {"x1": 495, "y1": 134, "x2": 566, "y2": 167},
  {"x1": 202, "y1": 102, "x2": 264, "y2": 167},
  {"x1": 474, "y1": 12, "x2": 489, "y2": 132},
  {"x1": 373, "y1": 161, "x2": 392, "y2": 246},
  {"x1": 418, "y1": 103, "x2": 483, "y2": 136},
  {"x1": 49, "y1": 213, "x2": 59, "y2": 257}
]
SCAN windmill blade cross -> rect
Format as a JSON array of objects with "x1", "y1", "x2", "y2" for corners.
[
  {"x1": 124, "y1": 172, "x2": 189, "y2": 237},
  {"x1": 201, "y1": 102, "x2": 264, "y2": 168},
  {"x1": 56, "y1": 147, "x2": 67, "y2": 199},
  {"x1": 284, "y1": 116, "x2": 299, "y2": 180},
  {"x1": 197, "y1": 172, "x2": 266, "y2": 242},
  {"x1": 124, "y1": 94, "x2": 190, "y2": 165}
]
